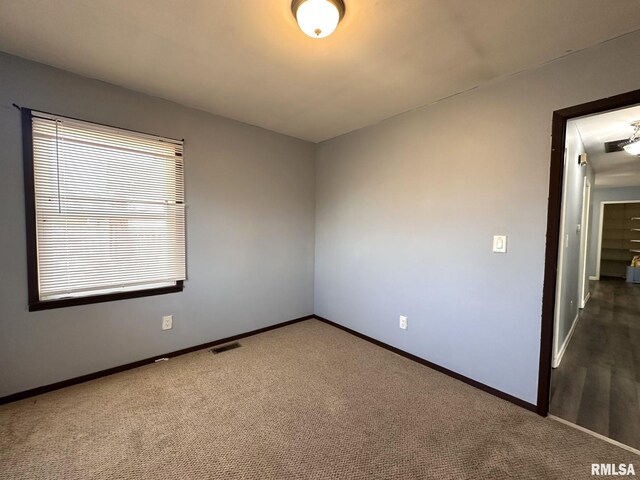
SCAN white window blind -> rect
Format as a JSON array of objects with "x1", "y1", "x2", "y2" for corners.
[{"x1": 31, "y1": 111, "x2": 186, "y2": 301}]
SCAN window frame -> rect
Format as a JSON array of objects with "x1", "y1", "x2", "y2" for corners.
[{"x1": 21, "y1": 108, "x2": 184, "y2": 312}]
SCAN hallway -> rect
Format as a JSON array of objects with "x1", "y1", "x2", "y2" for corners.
[{"x1": 550, "y1": 278, "x2": 640, "y2": 449}]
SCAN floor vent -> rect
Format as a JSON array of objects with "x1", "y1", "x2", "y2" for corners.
[{"x1": 211, "y1": 342, "x2": 241, "y2": 354}]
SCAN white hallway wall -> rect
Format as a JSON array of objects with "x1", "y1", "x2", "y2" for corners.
[
  {"x1": 553, "y1": 121, "x2": 590, "y2": 367},
  {"x1": 315, "y1": 31, "x2": 640, "y2": 404}
]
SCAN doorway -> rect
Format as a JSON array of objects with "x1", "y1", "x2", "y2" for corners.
[
  {"x1": 539, "y1": 89, "x2": 640, "y2": 449},
  {"x1": 596, "y1": 201, "x2": 640, "y2": 280}
]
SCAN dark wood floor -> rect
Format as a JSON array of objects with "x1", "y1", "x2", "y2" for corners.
[{"x1": 550, "y1": 278, "x2": 640, "y2": 449}]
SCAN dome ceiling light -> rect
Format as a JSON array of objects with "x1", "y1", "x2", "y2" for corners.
[{"x1": 291, "y1": 0, "x2": 345, "y2": 39}]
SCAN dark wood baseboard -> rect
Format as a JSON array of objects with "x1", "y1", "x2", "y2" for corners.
[
  {"x1": 314, "y1": 315, "x2": 539, "y2": 414},
  {"x1": 2, "y1": 313, "x2": 538, "y2": 414},
  {"x1": 0, "y1": 314, "x2": 314, "y2": 405}
]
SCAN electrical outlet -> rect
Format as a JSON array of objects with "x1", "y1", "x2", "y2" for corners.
[
  {"x1": 162, "y1": 315, "x2": 173, "y2": 330},
  {"x1": 399, "y1": 315, "x2": 408, "y2": 330}
]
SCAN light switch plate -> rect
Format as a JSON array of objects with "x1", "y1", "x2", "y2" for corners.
[{"x1": 493, "y1": 235, "x2": 507, "y2": 253}]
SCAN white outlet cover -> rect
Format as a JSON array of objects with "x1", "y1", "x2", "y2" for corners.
[
  {"x1": 162, "y1": 315, "x2": 173, "y2": 330},
  {"x1": 399, "y1": 315, "x2": 408, "y2": 330}
]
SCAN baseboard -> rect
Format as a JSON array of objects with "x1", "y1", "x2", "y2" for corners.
[
  {"x1": 552, "y1": 312, "x2": 580, "y2": 369},
  {"x1": 589, "y1": 276, "x2": 598, "y2": 281},
  {"x1": 2, "y1": 313, "x2": 540, "y2": 415},
  {"x1": 581, "y1": 291, "x2": 591, "y2": 309},
  {"x1": 313, "y1": 315, "x2": 539, "y2": 415},
  {"x1": 0, "y1": 314, "x2": 314, "y2": 405}
]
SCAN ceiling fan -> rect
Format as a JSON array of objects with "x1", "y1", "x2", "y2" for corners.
[
  {"x1": 603, "y1": 121, "x2": 640, "y2": 155},
  {"x1": 618, "y1": 121, "x2": 640, "y2": 155}
]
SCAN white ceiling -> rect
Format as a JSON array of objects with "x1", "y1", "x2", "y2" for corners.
[
  {"x1": 1, "y1": 1, "x2": 640, "y2": 142},
  {"x1": 574, "y1": 105, "x2": 640, "y2": 188}
]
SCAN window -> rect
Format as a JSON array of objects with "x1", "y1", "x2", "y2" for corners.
[{"x1": 22, "y1": 109, "x2": 186, "y2": 311}]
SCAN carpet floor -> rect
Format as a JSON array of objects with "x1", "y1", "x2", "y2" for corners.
[{"x1": 1, "y1": 319, "x2": 637, "y2": 479}]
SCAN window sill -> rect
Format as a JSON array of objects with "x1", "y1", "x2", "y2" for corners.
[{"x1": 28, "y1": 281, "x2": 183, "y2": 311}]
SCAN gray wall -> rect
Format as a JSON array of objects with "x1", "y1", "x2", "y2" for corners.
[
  {"x1": 315, "y1": 31, "x2": 640, "y2": 404},
  {"x1": 554, "y1": 122, "x2": 589, "y2": 362},
  {"x1": 0, "y1": 53, "x2": 316, "y2": 397},
  {"x1": 587, "y1": 186, "x2": 640, "y2": 278}
]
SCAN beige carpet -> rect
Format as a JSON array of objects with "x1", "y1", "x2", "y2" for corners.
[{"x1": 1, "y1": 319, "x2": 637, "y2": 479}]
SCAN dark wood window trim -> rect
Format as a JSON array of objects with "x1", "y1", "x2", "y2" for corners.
[
  {"x1": 27, "y1": 282, "x2": 184, "y2": 312},
  {"x1": 21, "y1": 108, "x2": 184, "y2": 312},
  {"x1": 538, "y1": 89, "x2": 640, "y2": 415}
]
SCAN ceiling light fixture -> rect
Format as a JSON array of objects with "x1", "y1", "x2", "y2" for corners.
[
  {"x1": 292, "y1": 0, "x2": 345, "y2": 39},
  {"x1": 622, "y1": 121, "x2": 640, "y2": 156}
]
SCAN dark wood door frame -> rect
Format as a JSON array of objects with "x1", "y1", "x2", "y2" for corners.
[{"x1": 537, "y1": 88, "x2": 640, "y2": 416}]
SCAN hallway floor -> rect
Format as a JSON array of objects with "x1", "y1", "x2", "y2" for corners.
[{"x1": 550, "y1": 278, "x2": 640, "y2": 450}]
